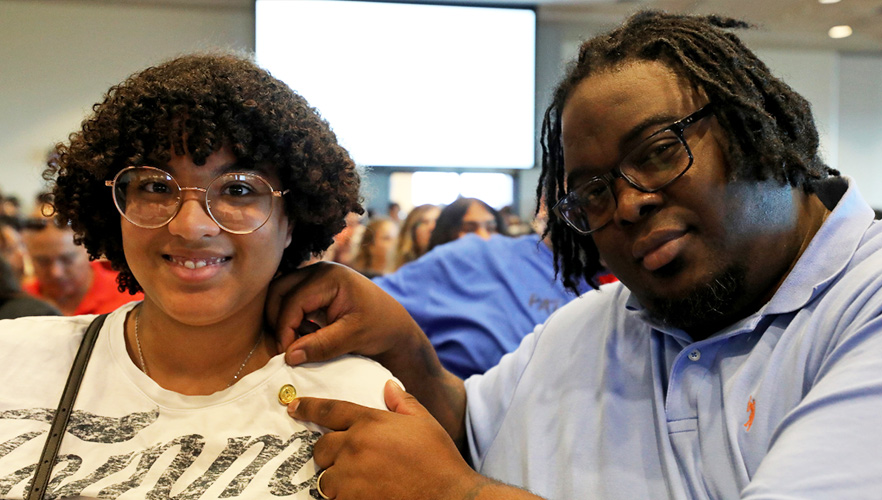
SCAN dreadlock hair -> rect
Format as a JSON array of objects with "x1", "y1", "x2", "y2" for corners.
[
  {"x1": 538, "y1": 10, "x2": 838, "y2": 293},
  {"x1": 46, "y1": 53, "x2": 363, "y2": 294}
]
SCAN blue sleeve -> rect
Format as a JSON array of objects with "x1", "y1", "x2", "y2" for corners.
[
  {"x1": 374, "y1": 245, "x2": 488, "y2": 379},
  {"x1": 375, "y1": 235, "x2": 582, "y2": 379}
]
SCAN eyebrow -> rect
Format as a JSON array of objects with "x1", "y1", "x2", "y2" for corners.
[{"x1": 618, "y1": 112, "x2": 683, "y2": 150}]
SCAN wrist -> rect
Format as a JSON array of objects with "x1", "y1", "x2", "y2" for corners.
[
  {"x1": 376, "y1": 317, "x2": 441, "y2": 380},
  {"x1": 449, "y1": 471, "x2": 544, "y2": 500}
]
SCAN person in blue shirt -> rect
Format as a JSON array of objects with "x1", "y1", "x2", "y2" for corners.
[
  {"x1": 266, "y1": 11, "x2": 882, "y2": 500},
  {"x1": 428, "y1": 197, "x2": 505, "y2": 249},
  {"x1": 375, "y1": 232, "x2": 592, "y2": 379}
]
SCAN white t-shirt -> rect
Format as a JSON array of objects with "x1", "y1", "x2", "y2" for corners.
[{"x1": 0, "y1": 302, "x2": 396, "y2": 499}]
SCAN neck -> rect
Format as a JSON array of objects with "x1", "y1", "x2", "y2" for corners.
[
  {"x1": 684, "y1": 190, "x2": 831, "y2": 341},
  {"x1": 764, "y1": 191, "x2": 831, "y2": 299},
  {"x1": 125, "y1": 301, "x2": 277, "y2": 395}
]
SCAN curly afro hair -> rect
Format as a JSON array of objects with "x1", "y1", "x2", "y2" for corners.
[
  {"x1": 537, "y1": 11, "x2": 839, "y2": 293},
  {"x1": 45, "y1": 53, "x2": 363, "y2": 294}
]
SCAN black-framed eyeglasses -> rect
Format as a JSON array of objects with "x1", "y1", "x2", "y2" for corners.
[
  {"x1": 553, "y1": 104, "x2": 714, "y2": 235},
  {"x1": 105, "y1": 166, "x2": 289, "y2": 235}
]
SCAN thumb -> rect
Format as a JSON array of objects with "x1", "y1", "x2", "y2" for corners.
[{"x1": 384, "y1": 379, "x2": 426, "y2": 417}]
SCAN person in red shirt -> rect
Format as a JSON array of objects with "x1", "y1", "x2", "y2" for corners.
[{"x1": 21, "y1": 219, "x2": 141, "y2": 315}]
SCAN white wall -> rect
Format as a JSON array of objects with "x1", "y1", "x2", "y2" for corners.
[
  {"x1": 0, "y1": 0, "x2": 253, "y2": 210},
  {"x1": 755, "y1": 49, "x2": 840, "y2": 172},
  {"x1": 2, "y1": 2, "x2": 881, "y2": 213},
  {"x1": 839, "y1": 55, "x2": 882, "y2": 209}
]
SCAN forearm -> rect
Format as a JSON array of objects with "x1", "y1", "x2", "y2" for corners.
[{"x1": 375, "y1": 321, "x2": 468, "y2": 449}]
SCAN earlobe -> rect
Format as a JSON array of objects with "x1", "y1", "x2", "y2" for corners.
[{"x1": 285, "y1": 220, "x2": 294, "y2": 248}]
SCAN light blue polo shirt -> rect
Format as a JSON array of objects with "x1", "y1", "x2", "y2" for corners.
[{"x1": 465, "y1": 177, "x2": 882, "y2": 499}]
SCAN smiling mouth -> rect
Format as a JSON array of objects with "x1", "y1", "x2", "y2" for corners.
[{"x1": 164, "y1": 255, "x2": 230, "y2": 269}]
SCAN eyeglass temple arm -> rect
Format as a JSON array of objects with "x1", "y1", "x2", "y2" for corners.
[{"x1": 672, "y1": 104, "x2": 714, "y2": 133}]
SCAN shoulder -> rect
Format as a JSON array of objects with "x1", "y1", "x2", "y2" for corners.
[
  {"x1": 469, "y1": 281, "x2": 634, "y2": 387},
  {"x1": 0, "y1": 314, "x2": 94, "y2": 357},
  {"x1": 546, "y1": 281, "x2": 631, "y2": 328},
  {"x1": 504, "y1": 281, "x2": 638, "y2": 362},
  {"x1": 0, "y1": 295, "x2": 61, "y2": 320},
  {"x1": 0, "y1": 313, "x2": 92, "y2": 334},
  {"x1": 285, "y1": 355, "x2": 397, "y2": 411}
]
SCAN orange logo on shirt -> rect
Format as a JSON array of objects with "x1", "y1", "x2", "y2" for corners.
[{"x1": 744, "y1": 396, "x2": 756, "y2": 432}]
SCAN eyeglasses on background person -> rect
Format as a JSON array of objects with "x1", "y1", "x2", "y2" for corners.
[
  {"x1": 460, "y1": 220, "x2": 498, "y2": 235},
  {"x1": 106, "y1": 166, "x2": 289, "y2": 235},
  {"x1": 553, "y1": 104, "x2": 714, "y2": 235}
]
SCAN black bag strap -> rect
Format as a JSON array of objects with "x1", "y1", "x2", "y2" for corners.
[{"x1": 27, "y1": 313, "x2": 108, "y2": 500}]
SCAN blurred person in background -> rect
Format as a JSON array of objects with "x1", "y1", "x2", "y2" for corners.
[
  {"x1": 21, "y1": 215, "x2": 142, "y2": 315},
  {"x1": 376, "y1": 206, "x2": 612, "y2": 378},
  {"x1": 387, "y1": 201, "x2": 402, "y2": 224},
  {"x1": 352, "y1": 217, "x2": 398, "y2": 278},
  {"x1": 394, "y1": 204, "x2": 441, "y2": 270},
  {"x1": 327, "y1": 211, "x2": 364, "y2": 267},
  {"x1": 0, "y1": 255, "x2": 59, "y2": 319},
  {"x1": 499, "y1": 206, "x2": 531, "y2": 236},
  {"x1": 1, "y1": 195, "x2": 21, "y2": 218},
  {"x1": 0, "y1": 216, "x2": 29, "y2": 285},
  {"x1": 427, "y1": 197, "x2": 506, "y2": 251}
]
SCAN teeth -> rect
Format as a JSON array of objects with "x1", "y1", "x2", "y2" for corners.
[{"x1": 170, "y1": 256, "x2": 225, "y2": 269}]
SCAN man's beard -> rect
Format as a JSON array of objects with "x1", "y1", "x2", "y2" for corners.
[{"x1": 645, "y1": 264, "x2": 748, "y2": 335}]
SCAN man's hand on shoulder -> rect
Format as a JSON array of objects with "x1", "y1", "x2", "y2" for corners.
[
  {"x1": 266, "y1": 262, "x2": 469, "y2": 442},
  {"x1": 266, "y1": 262, "x2": 425, "y2": 368}
]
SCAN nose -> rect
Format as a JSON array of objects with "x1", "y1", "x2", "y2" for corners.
[
  {"x1": 166, "y1": 191, "x2": 222, "y2": 240},
  {"x1": 611, "y1": 178, "x2": 663, "y2": 227},
  {"x1": 47, "y1": 260, "x2": 66, "y2": 279}
]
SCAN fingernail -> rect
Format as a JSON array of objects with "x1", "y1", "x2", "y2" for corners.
[
  {"x1": 287, "y1": 349, "x2": 307, "y2": 366},
  {"x1": 287, "y1": 399, "x2": 300, "y2": 416},
  {"x1": 388, "y1": 379, "x2": 405, "y2": 392}
]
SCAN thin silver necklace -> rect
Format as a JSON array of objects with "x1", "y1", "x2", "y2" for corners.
[{"x1": 134, "y1": 307, "x2": 263, "y2": 388}]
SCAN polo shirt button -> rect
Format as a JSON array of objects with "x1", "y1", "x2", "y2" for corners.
[{"x1": 688, "y1": 350, "x2": 701, "y2": 361}]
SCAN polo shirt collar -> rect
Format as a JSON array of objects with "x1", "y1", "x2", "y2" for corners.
[{"x1": 764, "y1": 176, "x2": 874, "y2": 315}]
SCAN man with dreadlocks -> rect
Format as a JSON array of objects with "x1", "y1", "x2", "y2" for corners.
[{"x1": 268, "y1": 11, "x2": 882, "y2": 500}]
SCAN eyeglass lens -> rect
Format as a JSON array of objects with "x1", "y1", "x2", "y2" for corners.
[
  {"x1": 560, "y1": 129, "x2": 690, "y2": 233},
  {"x1": 460, "y1": 220, "x2": 498, "y2": 234},
  {"x1": 112, "y1": 167, "x2": 277, "y2": 234}
]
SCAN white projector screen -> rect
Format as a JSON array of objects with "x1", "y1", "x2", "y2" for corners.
[{"x1": 255, "y1": 0, "x2": 536, "y2": 169}]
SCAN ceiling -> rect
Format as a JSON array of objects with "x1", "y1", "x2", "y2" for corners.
[
  {"x1": 90, "y1": 0, "x2": 882, "y2": 52},
  {"x1": 534, "y1": 0, "x2": 882, "y2": 53}
]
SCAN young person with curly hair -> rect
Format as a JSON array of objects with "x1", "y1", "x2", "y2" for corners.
[
  {"x1": 0, "y1": 53, "x2": 395, "y2": 499},
  {"x1": 264, "y1": 11, "x2": 882, "y2": 499}
]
